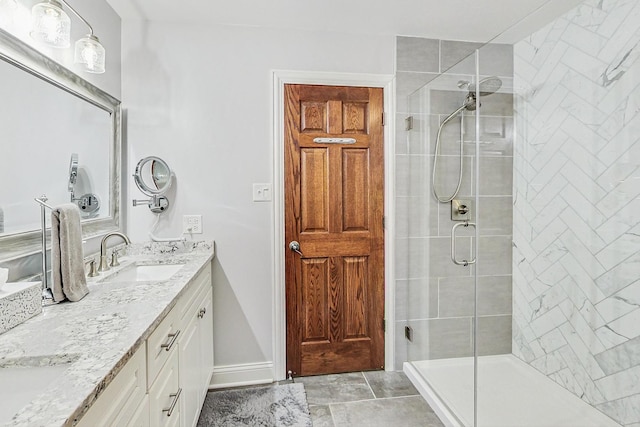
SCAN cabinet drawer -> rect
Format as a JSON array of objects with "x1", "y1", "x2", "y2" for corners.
[
  {"x1": 178, "y1": 263, "x2": 212, "y2": 330},
  {"x1": 76, "y1": 345, "x2": 147, "y2": 427},
  {"x1": 147, "y1": 305, "x2": 180, "y2": 388},
  {"x1": 149, "y1": 347, "x2": 181, "y2": 427}
]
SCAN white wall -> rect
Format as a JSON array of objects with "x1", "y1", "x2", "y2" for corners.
[{"x1": 122, "y1": 22, "x2": 394, "y2": 372}]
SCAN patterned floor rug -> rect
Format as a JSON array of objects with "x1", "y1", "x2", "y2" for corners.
[{"x1": 197, "y1": 383, "x2": 312, "y2": 427}]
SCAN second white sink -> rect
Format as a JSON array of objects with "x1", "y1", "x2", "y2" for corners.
[
  {"x1": 0, "y1": 363, "x2": 71, "y2": 424},
  {"x1": 102, "y1": 264, "x2": 185, "y2": 282}
]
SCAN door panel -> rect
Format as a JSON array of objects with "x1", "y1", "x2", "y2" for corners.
[
  {"x1": 301, "y1": 258, "x2": 330, "y2": 343},
  {"x1": 285, "y1": 84, "x2": 385, "y2": 376},
  {"x1": 343, "y1": 102, "x2": 368, "y2": 133},
  {"x1": 343, "y1": 256, "x2": 368, "y2": 339},
  {"x1": 300, "y1": 148, "x2": 329, "y2": 233},
  {"x1": 342, "y1": 149, "x2": 370, "y2": 231}
]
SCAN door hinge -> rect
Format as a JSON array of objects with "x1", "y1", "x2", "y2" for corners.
[
  {"x1": 383, "y1": 319, "x2": 386, "y2": 332},
  {"x1": 382, "y1": 216, "x2": 386, "y2": 229},
  {"x1": 405, "y1": 116, "x2": 413, "y2": 131},
  {"x1": 382, "y1": 112, "x2": 386, "y2": 126},
  {"x1": 405, "y1": 325, "x2": 413, "y2": 342}
]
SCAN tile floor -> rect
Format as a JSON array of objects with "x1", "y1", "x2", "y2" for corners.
[{"x1": 293, "y1": 371, "x2": 445, "y2": 427}]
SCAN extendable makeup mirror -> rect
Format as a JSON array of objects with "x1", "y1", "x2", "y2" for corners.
[{"x1": 132, "y1": 156, "x2": 173, "y2": 213}]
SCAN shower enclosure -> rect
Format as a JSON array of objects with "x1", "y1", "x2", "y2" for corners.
[{"x1": 398, "y1": 1, "x2": 640, "y2": 426}]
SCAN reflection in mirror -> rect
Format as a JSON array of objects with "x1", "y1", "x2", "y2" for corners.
[
  {"x1": 68, "y1": 153, "x2": 79, "y2": 192},
  {"x1": 151, "y1": 160, "x2": 171, "y2": 192},
  {"x1": 0, "y1": 28, "x2": 121, "y2": 263},
  {"x1": 68, "y1": 153, "x2": 101, "y2": 217},
  {"x1": 0, "y1": 55, "x2": 110, "y2": 234},
  {"x1": 134, "y1": 156, "x2": 172, "y2": 196}
]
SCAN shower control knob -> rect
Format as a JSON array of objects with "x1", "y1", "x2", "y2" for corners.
[{"x1": 458, "y1": 204, "x2": 469, "y2": 215}]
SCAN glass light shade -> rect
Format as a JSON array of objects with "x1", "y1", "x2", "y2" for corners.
[
  {"x1": 31, "y1": 0, "x2": 70, "y2": 48},
  {"x1": 74, "y1": 35, "x2": 105, "y2": 74},
  {"x1": 0, "y1": 0, "x2": 18, "y2": 30}
]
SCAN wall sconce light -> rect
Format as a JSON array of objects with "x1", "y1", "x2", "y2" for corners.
[
  {"x1": 0, "y1": 0, "x2": 20, "y2": 31},
  {"x1": 30, "y1": 0, "x2": 70, "y2": 48},
  {"x1": 30, "y1": 0, "x2": 105, "y2": 74}
]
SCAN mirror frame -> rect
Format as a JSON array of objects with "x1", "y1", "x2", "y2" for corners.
[{"x1": 0, "y1": 28, "x2": 122, "y2": 262}]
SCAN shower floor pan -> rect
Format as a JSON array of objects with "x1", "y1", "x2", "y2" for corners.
[{"x1": 404, "y1": 354, "x2": 620, "y2": 427}]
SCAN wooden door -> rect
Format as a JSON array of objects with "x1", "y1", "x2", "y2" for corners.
[{"x1": 284, "y1": 84, "x2": 385, "y2": 376}]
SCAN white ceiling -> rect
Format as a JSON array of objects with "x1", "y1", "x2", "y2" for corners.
[{"x1": 105, "y1": 0, "x2": 584, "y2": 43}]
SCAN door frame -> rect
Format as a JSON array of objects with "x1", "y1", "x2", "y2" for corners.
[{"x1": 272, "y1": 70, "x2": 395, "y2": 380}]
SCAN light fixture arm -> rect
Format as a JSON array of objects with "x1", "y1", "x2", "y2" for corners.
[{"x1": 57, "y1": 0, "x2": 94, "y2": 36}]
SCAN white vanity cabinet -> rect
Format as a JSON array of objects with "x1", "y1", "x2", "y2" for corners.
[
  {"x1": 76, "y1": 263, "x2": 213, "y2": 427},
  {"x1": 178, "y1": 270, "x2": 214, "y2": 427}
]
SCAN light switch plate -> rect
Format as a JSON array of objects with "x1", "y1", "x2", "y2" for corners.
[
  {"x1": 252, "y1": 183, "x2": 272, "y2": 202},
  {"x1": 183, "y1": 215, "x2": 203, "y2": 234}
]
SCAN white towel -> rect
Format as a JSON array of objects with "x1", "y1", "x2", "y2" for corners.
[{"x1": 51, "y1": 204, "x2": 89, "y2": 302}]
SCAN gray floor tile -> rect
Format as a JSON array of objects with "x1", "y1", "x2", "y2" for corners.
[
  {"x1": 363, "y1": 371, "x2": 420, "y2": 399},
  {"x1": 309, "y1": 405, "x2": 335, "y2": 427},
  {"x1": 330, "y1": 396, "x2": 444, "y2": 427},
  {"x1": 296, "y1": 372, "x2": 374, "y2": 405}
]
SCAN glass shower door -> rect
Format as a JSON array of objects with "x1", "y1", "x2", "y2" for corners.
[
  {"x1": 474, "y1": 1, "x2": 640, "y2": 425},
  {"x1": 402, "y1": 1, "x2": 640, "y2": 426},
  {"x1": 402, "y1": 50, "x2": 481, "y2": 427},
  {"x1": 472, "y1": 42, "x2": 516, "y2": 427}
]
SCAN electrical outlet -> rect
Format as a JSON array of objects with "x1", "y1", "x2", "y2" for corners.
[{"x1": 183, "y1": 215, "x2": 203, "y2": 234}]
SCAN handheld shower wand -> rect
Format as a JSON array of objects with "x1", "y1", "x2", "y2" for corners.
[{"x1": 431, "y1": 77, "x2": 502, "y2": 203}]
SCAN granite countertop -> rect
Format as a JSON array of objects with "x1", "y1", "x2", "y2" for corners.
[{"x1": 0, "y1": 240, "x2": 215, "y2": 427}]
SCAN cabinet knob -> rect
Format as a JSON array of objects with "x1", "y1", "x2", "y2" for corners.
[{"x1": 198, "y1": 307, "x2": 207, "y2": 319}]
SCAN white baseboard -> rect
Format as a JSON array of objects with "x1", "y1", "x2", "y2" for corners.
[{"x1": 209, "y1": 362, "x2": 274, "y2": 389}]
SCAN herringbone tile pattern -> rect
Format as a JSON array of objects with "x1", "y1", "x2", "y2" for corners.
[{"x1": 513, "y1": 0, "x2": 640, "y2": 425}]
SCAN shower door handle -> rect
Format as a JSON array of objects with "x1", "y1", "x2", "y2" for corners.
[{"x1": 451, "y1": 222, "x2": 476, "y2": 266}]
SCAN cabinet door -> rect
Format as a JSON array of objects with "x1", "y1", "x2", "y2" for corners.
[
  {"x1": 149, "y1": 348, "x2": 181, "y2": 427},
  {"x1": 180, "y1": 310, "x2": 201, "y2": 427},
  {"x1": 76, "y1": 346, "x2": 147, "y2": 427},
  {"x1": 199, "y1": 288, "x2": 214, "y2": 397},
  {"x1": 126, "y1": 395, "x2": 150, "y2": 427}
]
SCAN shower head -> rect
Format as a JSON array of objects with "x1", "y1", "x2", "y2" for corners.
[
  {"x1": 461, "y1": 76, "x2": 503, "y2": 111},
  {"x1": 468, "y1": 76, "x2": 503, "y2": 97}
]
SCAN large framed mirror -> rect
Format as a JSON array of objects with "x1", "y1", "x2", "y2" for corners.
[{"x1": 0, "y1": 27, "x2": 121, "y2": 262}]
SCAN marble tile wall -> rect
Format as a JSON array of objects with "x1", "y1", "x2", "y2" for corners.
[
  {"x1": 395, "y1": 36, "x2": 514, "y2": 369},
  {"x1": 513, "y1": 0, "x2": 640, "y2": 425}
]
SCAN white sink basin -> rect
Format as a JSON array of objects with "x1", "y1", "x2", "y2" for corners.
[
  {"x1": 101, "y1": 264, "x2": 185, "y2": 282},
  {"x1": 0, "y1": 364, "x2": 69, "y2": 424}
]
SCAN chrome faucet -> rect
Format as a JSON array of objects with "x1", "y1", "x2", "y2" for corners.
[{"x1": 98, "y1": 232, "x2": 131, "y2": 272}]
